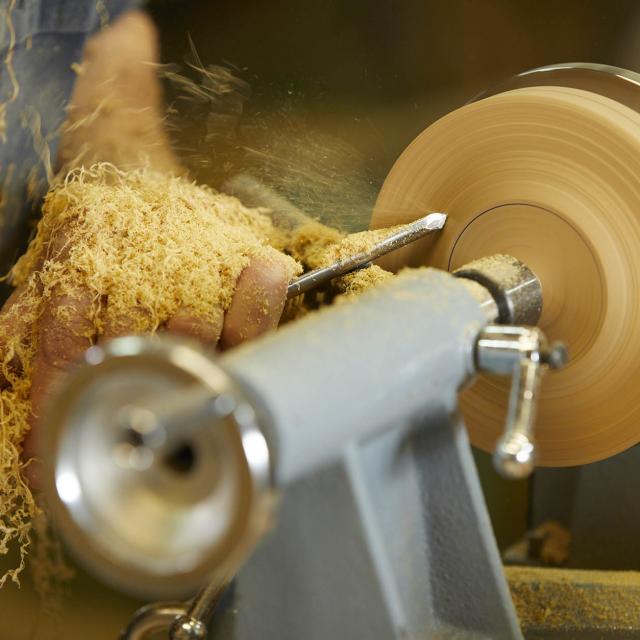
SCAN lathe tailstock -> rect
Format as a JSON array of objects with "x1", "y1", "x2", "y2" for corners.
[{"x1": 45, "y1": 256, "x2": 560, "y2": 640}]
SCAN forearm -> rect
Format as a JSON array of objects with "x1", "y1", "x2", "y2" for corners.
[{"x1": 57, "y1": 10, "x2": 182, "y2": 174}]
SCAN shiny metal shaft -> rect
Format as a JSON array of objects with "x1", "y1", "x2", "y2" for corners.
[
  {"x1": 121, "y1": 602, "x2": 188, "y2": 640},
  {"x1": 286, "y1": 212, "x2": 447, "y2": 298},
  {"x1": 117, "y1": 385, "x2": 233, "y2": 456}
]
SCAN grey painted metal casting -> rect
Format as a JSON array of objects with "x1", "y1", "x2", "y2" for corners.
[{"x1": 43, "y1": 261, "x2": 564, "y2": 639}]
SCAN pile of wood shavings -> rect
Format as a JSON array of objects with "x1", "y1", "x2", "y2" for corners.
[
  {"x1": 285, "y1": 220, "x2": 394, "y2": 299},
  {"x1": 12, "y1": 164, "x2": 301, "y2": 332}
]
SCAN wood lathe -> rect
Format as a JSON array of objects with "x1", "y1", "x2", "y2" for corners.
[{"x1": 41, "y1": 63, "x2": 640, "y2": 639}]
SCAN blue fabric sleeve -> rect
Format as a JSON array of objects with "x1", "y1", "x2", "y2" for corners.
[
  {"x1": 0, "y1": 0, "x2": 142, "y2": 282},
  {"x1": 11, "y1": 1, "x2": 142, "y2": 39}
]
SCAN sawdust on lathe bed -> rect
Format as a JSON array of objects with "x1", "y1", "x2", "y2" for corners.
[
  {"x1": 0, "y1": 163, "x2": 397, "y2": 588},
  {"x1": 507, "y1": 566, "x2": 640, "y2": 631}
]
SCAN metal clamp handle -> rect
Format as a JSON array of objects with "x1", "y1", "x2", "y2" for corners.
[{"x1": 476, "y1": 325, "x2": 567, "y2": 479}]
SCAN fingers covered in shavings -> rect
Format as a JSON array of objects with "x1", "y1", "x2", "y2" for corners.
[
  {"x1": 166, "y1": 306, "x2": 224, "y2": 345},
  {"x1": 221, "y1": 248, "x2": 294, "y2": 349},
  {"x1": 12, "y1": 163, "x2": 301, "y2": 336}
]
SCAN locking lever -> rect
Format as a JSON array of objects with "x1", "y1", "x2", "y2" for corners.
[{"x1": 476, "y1": 325, "x2": 568, "y2": 479}]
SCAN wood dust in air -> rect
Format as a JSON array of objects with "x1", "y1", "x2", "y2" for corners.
[{"x1": 0, "y1": 163, "x2": 395, "y2": 586}]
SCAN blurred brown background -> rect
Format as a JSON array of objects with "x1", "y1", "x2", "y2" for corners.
[{"x1": 151, "y1": 0, "x2": 640, "y2": 192}]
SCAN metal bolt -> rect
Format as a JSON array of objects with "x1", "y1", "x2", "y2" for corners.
[
  {"x1": 493, "y1": 432, "x2": 536, "y2": 479},
  {"x1": 169, "y1": 615, "x2": 208, "y2": 640},
  {"x1": 544, "y1": 341, "x2": 569, "y2": 370}
]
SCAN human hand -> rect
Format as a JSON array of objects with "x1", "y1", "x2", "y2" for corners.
[
  {"x1": 0, "y1": 10, "x2": 294, "y2": 487},
  {"x1": 0, "y1": 226, "x2": 291, "y2": 489}
]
